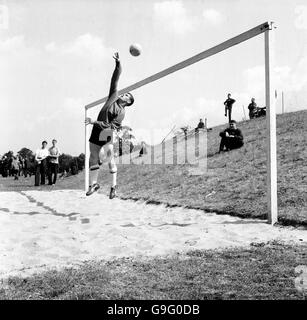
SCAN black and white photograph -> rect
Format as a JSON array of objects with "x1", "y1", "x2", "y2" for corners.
[{"x1": 0, "y1": 0, "x2": 306, "y2": 308}]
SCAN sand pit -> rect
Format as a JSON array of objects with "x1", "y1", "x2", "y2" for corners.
[{"x1": 0, "y1": 189, "x2": 306, "y2": 279}]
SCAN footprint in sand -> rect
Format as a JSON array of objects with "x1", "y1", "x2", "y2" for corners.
[
  {"x1": 121, "y1": 223, "x2": 136, "y2": 227},
  {"x1": 185, "y1": 238, "x2": 200, "y2": 246}
]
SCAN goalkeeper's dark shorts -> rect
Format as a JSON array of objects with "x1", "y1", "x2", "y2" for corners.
[{"x1": 89, "y1": 126, "x2": 109, "y2": 147}]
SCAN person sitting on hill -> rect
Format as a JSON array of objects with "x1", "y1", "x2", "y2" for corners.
[
  {"x1": 219, "y1": 120, "x2": 244, "y2": 152},
  {"x1": 195, "y1": 119, "x2": 205, "y2": 132}
]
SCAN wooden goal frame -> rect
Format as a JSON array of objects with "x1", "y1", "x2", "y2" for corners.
[{"x1": 84, "y1": 22, "x2": 277, "y2": 224}]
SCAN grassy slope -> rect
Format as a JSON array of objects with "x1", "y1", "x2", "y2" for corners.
[
  {"x1": 1, "y1": 241, "x2": 306, "y2": 300},
  {"x1": 1, "y1": 110, "x2": 306, "y2": 226},
  {"x1": 98, "y1": 110, "x2": 306, "y2": 226}
]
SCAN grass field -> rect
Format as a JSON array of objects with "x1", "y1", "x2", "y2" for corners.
[{"x1": 0, "y1": 241, "x2": 306, "y2": 300}]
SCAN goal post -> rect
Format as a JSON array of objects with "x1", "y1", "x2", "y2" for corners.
[
  {"x1": 265, "y1": 25, "x2": 278, "y2": 224},
  {"x1": 84, "y1": 107, "x2": 90, "y2": 192},
  {"x1": 84, "y1": 21, "x2": 278, "y2": 225}
]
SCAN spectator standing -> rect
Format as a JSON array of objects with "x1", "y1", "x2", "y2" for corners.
[
  {"x1": 139, "y1": 141, "x2": 148, "y2": 157},
  {"x1": 18, "y1": 154, "x2": 25, "y2": 177},
  {"x1": 11, "y1": 155, "x2": 20, "y2": 180},
  {"x1": 70, "y1": 157, "x2": 78, "y2": 175},
  {"x1": 248, "y1": 98, "x2": 257, "y2": 119},
  {"x1": 224, "y1": 93, "x2": 236, "y2": 123},
  {"x1": 34, "y1": 141, "x2": 49, "y2": 186},
  {"x1": 48, "y1": 139, "x2": 61, "y2": 185},
  {"x1": 24, "y1": 155, "x2": 34, "y2": 177},
  {"x1": 129, "y1": 140, "x2": 134, "y2": 153},
  {"x1": 1, "y1": 156, "x2": 9, "y2": 177}
]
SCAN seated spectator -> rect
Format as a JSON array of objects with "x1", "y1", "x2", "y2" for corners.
[
  {"x1": 256, "y1": 106, "x2": 266, "y2": 117},
  {"x1": 219, "y1": 120, "x2": 244, "y2": 152},
  {"x1": 248, "y1": 98, "x2": 257, "y2": 119},
  {"x1": 195, "y1": 119, "x2": 205, "y2": 132}
]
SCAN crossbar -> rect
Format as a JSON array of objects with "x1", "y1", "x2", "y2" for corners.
[{"x1": 85, "y1": 22, "x2": 270, "y2": 110}]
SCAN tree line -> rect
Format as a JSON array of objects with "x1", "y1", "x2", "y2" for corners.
[
  {"x1": 0, "y1": 127, "x2": 146, "y2": 178},
  {"x1": 0, "y1": 148, "x2": 85, "y2": 178}
]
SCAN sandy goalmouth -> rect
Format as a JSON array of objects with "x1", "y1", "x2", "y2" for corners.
[{"x1": 0, "y1": 189, "x2": 306, "y2": 279}]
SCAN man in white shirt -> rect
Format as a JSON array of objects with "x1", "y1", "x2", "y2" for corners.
[
  {"x1": 34, "y1": 140, "x2": 49, "y2": 186},
  {"x1": 48, "y1": 139, "x2": 61, "y2": 185}
]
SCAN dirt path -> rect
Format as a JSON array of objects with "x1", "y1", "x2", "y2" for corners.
[{"x1": 0, "y1": 189, "x2": 306, "y2": 279}]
